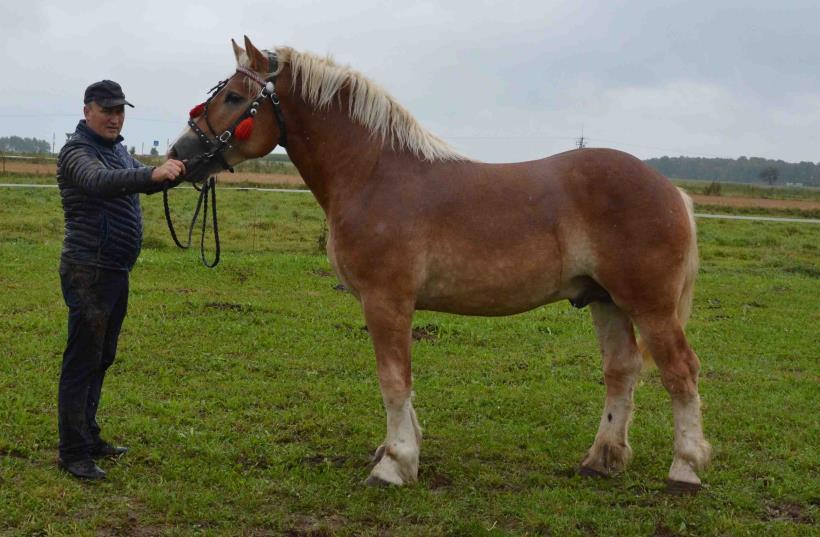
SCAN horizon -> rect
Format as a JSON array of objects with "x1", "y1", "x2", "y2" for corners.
[{"x1": 3, "y1": 137, "x2": 819, "y2": 168}]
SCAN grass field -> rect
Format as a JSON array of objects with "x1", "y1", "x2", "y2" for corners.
[
  {"x1": 671, "y1": 179, "x2": 820, "y2": 202},
  {"x1": 0, "y1": 179, "x2": 818, "y2": 536}
]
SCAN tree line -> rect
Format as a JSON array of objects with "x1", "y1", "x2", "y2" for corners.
[
  {"x1": 644, "y1": 156, "x2": 819, "y2": 186},
  {"x1": 0, "y1": 136, "x2": 51, "y2": 153}
]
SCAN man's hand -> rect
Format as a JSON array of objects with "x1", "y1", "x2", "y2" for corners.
[{"x1": 151, "y1": 159, "x2": 186, "y2": 182}]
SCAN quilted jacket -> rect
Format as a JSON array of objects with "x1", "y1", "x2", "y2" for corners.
[{"x1": 57, "y1": 120, "x2": 162, "y2": 271}]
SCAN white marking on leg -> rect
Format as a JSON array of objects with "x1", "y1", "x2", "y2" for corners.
[
  {"x1": 600, "y1": 389, "x2": 634, "y2": 449},
  {"x1": 583, "y1": 303, "x2": 640, "y2": 474},
  {"x1": 369, "y1": 395, "x2": 421, "y2": 485},
  {"x1": 584, "y1": 382, "x2": 636, "y2": 474},
  {"x1": 669, "y1": 394, "x2": 711, "y2": 483}
]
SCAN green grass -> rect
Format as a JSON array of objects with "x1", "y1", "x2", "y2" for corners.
[{"x1": 0, "y1": 181, "x2": 818, "y2": 536}]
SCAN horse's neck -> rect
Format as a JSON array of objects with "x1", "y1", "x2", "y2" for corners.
[{"x1": 283, "y1": 101, "x2": 385, "y2": 213}]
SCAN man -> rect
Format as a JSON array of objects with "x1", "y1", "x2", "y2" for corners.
[{"x1": 56, "y1": 80, "x2": 185, "y2": 480}]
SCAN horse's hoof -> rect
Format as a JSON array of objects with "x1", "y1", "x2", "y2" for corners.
[
  {"x1": 666, "y1": 479, "x2": 701, "y2": 495},
  {"x1": 579, "y1": 465, "x2": 608, "y2": 478},
  {"x1": 364, "y1": 474, "x2": 396, "y2": 487}
]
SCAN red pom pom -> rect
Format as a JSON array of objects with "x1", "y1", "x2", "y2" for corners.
[
  {"x1": 189, "y1": 103, "x2": 206, "y2": 118},
  {"x1": 235, "y1": 117, "x2": 254, "y2": 140}
]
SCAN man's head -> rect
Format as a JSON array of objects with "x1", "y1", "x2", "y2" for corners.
[{"x1": 83, "y1": 80, "x2": 134, "y2": 141}]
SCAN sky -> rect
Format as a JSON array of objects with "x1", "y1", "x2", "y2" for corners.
[{"x1": 1, "y1": 0, "x2": 818, "y2": 163}]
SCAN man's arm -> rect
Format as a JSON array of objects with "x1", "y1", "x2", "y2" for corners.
[
  {"x1": 60, "y1": 145, "x2": 185, "y2": 197},
  {"x1": 131, "y1": 153, "x2": 187, "y2": 195}
]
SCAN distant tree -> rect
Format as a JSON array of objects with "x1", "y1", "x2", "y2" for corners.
[
  {"x1": 149, "y1": 147, "x2": 159, "y2": 156},
  {"x1": 0, "y1": 136, "x2": 51, "y2": 153},
  {"x1": 759, "y1": 166, "x2": 779, "y2": 185},
  {"x1": 644, "y1": 156, "x2": 819, "y2": 187},
  {"x1": 129, "y1": 146, "x2": 136, "y2": 156}
]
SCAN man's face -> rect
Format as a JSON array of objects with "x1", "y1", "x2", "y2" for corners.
[{"x1": 83, "y1": 102, "x2": 125, "y2": 141}]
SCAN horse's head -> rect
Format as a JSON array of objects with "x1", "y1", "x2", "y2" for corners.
[{"x1": 170, "y1": 36, "x2": 287, "y2": 183}]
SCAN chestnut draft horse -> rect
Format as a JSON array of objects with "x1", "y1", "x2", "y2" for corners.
[{"x1": 170, "y1": 37, "x2": 711, "y2": 493}]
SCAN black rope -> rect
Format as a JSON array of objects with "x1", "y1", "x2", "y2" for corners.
[
  {"x1": 162, "y1": 176, "x2": 220, "y2": 267},
  {"x1": 199, "y1": 177, "x2": 220, "y2": 268}
]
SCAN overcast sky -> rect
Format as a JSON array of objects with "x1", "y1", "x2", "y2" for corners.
[{"x1": 1, "y1": 0, "x2": 818, "y2": 163}]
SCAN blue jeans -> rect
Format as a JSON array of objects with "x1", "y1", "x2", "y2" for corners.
[{"x1": 58, "y1": 260, "x2": 128, "y2": 462}]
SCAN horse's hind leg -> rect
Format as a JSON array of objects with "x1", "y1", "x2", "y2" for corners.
[
  {"x1": 580, "y1": 302, "x2": 643, "y2": 477},
  {"x1": 635, "y1": 314, "x2": 711, "y2": 493},
  {"x1": 360, "y1": 292, "x2": 422, "y2": 487}
]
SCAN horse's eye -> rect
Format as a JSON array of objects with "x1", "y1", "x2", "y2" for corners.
[{"x1": 224, "y1": 92, "x2": 244, "y2": 104}]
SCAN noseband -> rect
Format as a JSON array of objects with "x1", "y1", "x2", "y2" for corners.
[{"x1": 187, "y1": 52, "x2": 287, "y2": 172}]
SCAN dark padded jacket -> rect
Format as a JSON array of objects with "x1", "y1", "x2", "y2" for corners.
[{"x1": 57, "y1": 120, "x2": 163, "y2": 272}]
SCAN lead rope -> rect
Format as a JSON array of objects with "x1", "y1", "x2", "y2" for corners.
[{"x1": 162, "y1": 176, "x2": 220, "y2": 268}]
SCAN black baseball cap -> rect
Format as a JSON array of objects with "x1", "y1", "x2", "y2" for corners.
[{"x1": 83, "y1": 80, "x2": 134, "y2": 108}]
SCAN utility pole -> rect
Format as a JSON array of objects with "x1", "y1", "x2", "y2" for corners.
[
  {"x1": 576, "y1": 126, "x2": 587, "y2": 149},
  {"x1": 52, "y1": 132, "x2": 56, "y2": 154}
]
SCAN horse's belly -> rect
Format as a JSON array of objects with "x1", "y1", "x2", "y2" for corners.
[{"x1": 416, "y1": 247, "x2": 565, "y2": 316}]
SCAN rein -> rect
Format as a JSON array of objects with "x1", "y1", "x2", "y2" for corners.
[
  {"x1": 164, "y1": 52, "x2": 286, "y2": 268},
  {"x1": 162, "y1": 177, "x2": 220, "y2": 268}
]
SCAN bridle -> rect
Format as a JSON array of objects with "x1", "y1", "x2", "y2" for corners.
[
  {"x1": 186, "y1": 52, "x2": 287, "y2": 173},
  {"x1": 163, "y1": 51, "x2": 287, "y2": 268}
]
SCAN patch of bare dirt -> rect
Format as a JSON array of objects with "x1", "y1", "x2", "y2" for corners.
[
  {"x1": 284, "y1": 514, "x2": 347, "y2": 537},
  {"x1": 202, "y1": 301, "x2": 253, "y2": 312},
  {"x1": 652, "y1": 522, "x2": 683, "y2": 537},
  {"x1": 764, "y1": 502, "x2": 814, "y2": 524},
  {"x1": 2, "y1": 161, "x2": 56, "y2": 175},
  {"x1": 412, "y1": 324, "x2": 440, "y2": 342}
]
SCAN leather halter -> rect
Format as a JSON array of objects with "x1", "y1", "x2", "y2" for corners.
[{"x1": 187, "y1": 52, "x2": 287, "y2": 173}]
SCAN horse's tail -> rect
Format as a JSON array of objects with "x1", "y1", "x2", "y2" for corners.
[{"x1": 640, "y1": 188, "x2": 699, "y2": 367}]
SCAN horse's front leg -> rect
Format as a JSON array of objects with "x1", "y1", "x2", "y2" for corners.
[{"x1": 360, "y1": 292, "x2": 421, "y2": 486}]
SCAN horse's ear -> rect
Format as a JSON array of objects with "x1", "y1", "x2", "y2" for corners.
[
  {"x1": 243, "y1": 35, "x2": 268, "y2": 73},
  {"x1": 232, "y1": 38, "x2": 246, "y2": 64}
]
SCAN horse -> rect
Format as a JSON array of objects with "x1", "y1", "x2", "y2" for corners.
[{"x1": 170, "y1": 36, "x2": 711, "y2": 493}]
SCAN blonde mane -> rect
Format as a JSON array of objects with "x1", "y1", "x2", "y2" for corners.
[{"x1": 248, "y1": 47, "x2": 467, "y2": 162}]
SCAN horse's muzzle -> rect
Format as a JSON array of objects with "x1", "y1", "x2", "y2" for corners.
[{"x1": 169, "y1": 136, "x2": 221, "y2": 183}]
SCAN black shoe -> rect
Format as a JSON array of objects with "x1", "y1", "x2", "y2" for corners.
[
  {"x1": 59, "y1": 458, "x2": 106, "y2": 480},
  {"x1": 90, "y1": 440, "x2": 128, "y2": 459}
]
